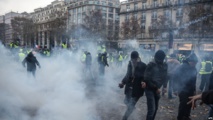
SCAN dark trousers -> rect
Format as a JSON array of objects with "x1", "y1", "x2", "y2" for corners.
[
  {"x1": 145, "y1": 89, "x2": 160, "y2": 120},
  {"x1": 99, "y1": 64, "x2": 105, "y2": 76},
  {"x1": 200, "y1": 74, "x2": 211, "y2": 91},
  {"x1": 122, "y1": 95, "x2": 140, "y2": 120},
  {"x1": 177, "y1": 92, "x2": 194, "y2": 120},
  {"x1": 208, "y1": 105, "x2": 213, "y2": 118},
  {"x1": 27, "y1": 70, "x2": 36, "y2": 78}
]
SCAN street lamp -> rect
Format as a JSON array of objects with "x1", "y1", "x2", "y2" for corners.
[{"x1": 168, "y1": 0, "x2": 175, "y2": 54}]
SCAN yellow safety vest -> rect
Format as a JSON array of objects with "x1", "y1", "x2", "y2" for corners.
[
  {"x1": 81, "y1": 53, "x2": 86, "y2": 62},
  {"x1": 19, "y1": 52, "x2": 25, "y2": 62},
  {"x1": 62, "y1": 44, "x2": 67, "y2": 49},
  {"x1": 199, "y1": 61, "x2": 212, "y2": 74},
  {"x1": 118, "y1": 55, "x2": 123, "y2": 62}
]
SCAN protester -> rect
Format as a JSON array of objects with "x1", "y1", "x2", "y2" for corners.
[
  {"x1": 173, "y1": 53, "x2": 198, "y2": 120},
  {"x1": 144, "y1": 50, "x2": 168, "y2": 120},
  {"x1": 166, "y1": 53, "x2": 180, "y2": 99},
  {"x1": 119, "y1": 51, "x2": 147, "y2": 120},
  {"x1": 22, "y1": 51, "x2": 41, "y2": 77}
]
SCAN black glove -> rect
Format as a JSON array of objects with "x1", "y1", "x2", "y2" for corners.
[{"x1": 119, "y1": 83, "x2": 124, "y2": 88}]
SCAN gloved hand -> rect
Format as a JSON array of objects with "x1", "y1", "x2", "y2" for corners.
[{"x1": 118, "y1": 83, "x2": 124, "y2": 88}]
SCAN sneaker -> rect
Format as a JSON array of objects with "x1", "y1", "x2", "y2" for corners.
[{"x1": 208, "y1": 117, "x2": 213, "y2": 120}]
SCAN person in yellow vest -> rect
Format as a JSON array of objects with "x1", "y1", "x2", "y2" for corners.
[
  {"x1": 98, "y1": 52, "x2": 109, "y2": 76},
  {"x1": 108, "y1": 53, "x2": 114, "y2": 65},
  {"x1": 61, "y1": 42, "x2": 67, "y2": 49},
  {"x1": 43, "y1": 48, "x2": 51, "y2": 57},
  {"x1": 9, "y1": 42, "x2": 14, "y2": 48},
  {"x1": 81, "y1": 51, "x2": 87, "y2": 63},
  {"x1": 118, "y1": 53, "x2": 124, "y2": 67},
  {"x1": 18, "y1": 48, "x2": 26, "y2": 62},
  {"x1": 199, "y1": 56, "x2": 212, "y2": 92}
]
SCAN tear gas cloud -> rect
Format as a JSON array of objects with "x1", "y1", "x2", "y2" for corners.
[{"x1": 0, "y1": 42, "x2": 131, "y2": 120}]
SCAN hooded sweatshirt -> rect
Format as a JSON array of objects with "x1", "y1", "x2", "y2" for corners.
[{"x1": 22, "y1": 52, "x2": 40, "y2": 71}]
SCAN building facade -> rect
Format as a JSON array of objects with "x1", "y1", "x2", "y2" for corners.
[
  {"x1": 0, "y1": 12, "x2": 28, "y2": 46},
  {"x1": 66, "y1": 0, "x2": 120, "y2": 41},
  {"x1": 30, "y1": 0, "x2": 68, "y2": 49},
  {"x1": 119, "y1": 0, "x2": 213, "y2": 53}
]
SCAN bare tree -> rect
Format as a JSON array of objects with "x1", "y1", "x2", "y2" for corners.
[
  {"x1": 120, "y1": 16, "x2": 141, "y2": 39},
  {"x1": 186, "y1": 4, "x2": 213, "y2": 39},
  {"x1": 83, "y1": 10, "x2": 107, "y2": 40},
  {"x1": 48, "y1": 10, "x2": 68, "y2": 45},
  {"x1": 0, "y1": 23, "x2": 6, "y2": 44},
  {"x1": 149, "y1": 15, "x2": 173, "y2": 38},
  {"x1": 11, "y1": 17, "x2": 36, "y2": 47}
]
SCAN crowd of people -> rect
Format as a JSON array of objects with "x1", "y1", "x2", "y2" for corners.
[{"x1": 7, "y1": 41, "x2": 213, "y2": 120}]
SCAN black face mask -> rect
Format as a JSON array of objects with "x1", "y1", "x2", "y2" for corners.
[{"x1": 155, "y1": 58, "x2": 164, "y2": 64}]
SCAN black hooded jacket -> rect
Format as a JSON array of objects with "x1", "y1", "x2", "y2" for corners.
[
  {"x1": 173, "y1": 60, "x2": 197, "y2": 93},
  {"x1": 122, "y1": 60, "x2": 147, "y2": 97},
  {"x1": 144, "y1": 60, "x2": 168, "y2": 91},
  {"x1": 22, "y1": 52, "x2": 40, "y2": 71}
]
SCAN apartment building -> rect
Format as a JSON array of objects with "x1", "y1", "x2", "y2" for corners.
[
  {"x1": 30, "y1": 0, "x2": 68, "y2": 48},
  {"x1": 0, "y1": 12, "x2": 28, "y2": 46},
  {"x1": 66, "y1": 0, "x2": 120, "y2": 41},
  {"x1": 119, "y1": 0, "x2": 213, "y2": 52}
]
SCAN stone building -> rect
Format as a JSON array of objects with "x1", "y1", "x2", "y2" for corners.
[{"x1": 119, "y1": 0, "x2": 213, "y2": 54}]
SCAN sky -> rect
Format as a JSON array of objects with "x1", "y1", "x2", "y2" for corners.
[{"x1": 0, "y1": 0, "x2": 126, "y2": 15}]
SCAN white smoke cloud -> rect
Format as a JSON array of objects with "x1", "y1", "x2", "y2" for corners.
[{"x1": 0, "y1": 42, "x2": 128, "y2": 120}]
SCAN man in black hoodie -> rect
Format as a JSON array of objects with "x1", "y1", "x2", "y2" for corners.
[
  {"x1": 119, "y1": 51, "x2": 147, "y2": 120},
  {"x1": 144, "y1": 50, "x2": 168, "y2": 120},
  {"x1": 173, "y1": 53, "x2": 198, "y2": 120},
  {"x1": 22, "y1": 51, "x2": 41, "y2": 77}
]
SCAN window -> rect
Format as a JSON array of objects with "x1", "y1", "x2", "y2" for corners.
[
  {"x1": 89, "y1": 1, "x2": 93, "y2": 4},
  {"x1": 116, "y1": 8, "x2": 119, "y2": 13},
  {"x1": 82, "y1": 6, "x2": 87, "y2": 12},
  {"x1": 154, "y1": 1, "x2": 158, "y2": 7},
  {"x1": 141, "y1": 22, "x2": 145, "y2": 29},
  {"x1": 176, "y1": 8, "x2": 183, "y2": 17},
  {"x1": 109, "y1": 8, "x2": 113, "y2": 12},
  {"x1": 165, "y1": 0, "x2": 170, "y2": 6},
  {"x1": 142, "y1": 13, "x2": 146, "y2": 20},
  {"x1": 108, "y1": 2, "x2": 113, "y2": 6},
  {"x1": 142, "y1": 3, "x2": 146, "y2": 9},
  {"x1": 78, "y1": 7, "x2": 82, "y2": 13},
  {"x1": 126, "y1": 4, "x2": 130, "y2": 11},
  {"x1": 102, "y1": 7, "x2": 107, "y2": 11},
  {"x1": 109, "y1": 13, "x2": 113, "y2": 18},
  {"x1": 115, "y1": 13, "x2": 119, "y2": 20},
  {"x1": 164, "y1": 10, "x2": 171, "y2": 18},
  {"x1": 134, "y1": 3, "x2": 138, "y2": 10},
  {"x1": 95, "y1": 6, "x2": 100, "y2": 10},
  {"x1": 152, "y1": 11, "x2": 157, "y2": 19},
  {"x1": 102, "y1": 13, "x2": 107, "y2": 18},
  {"x1": 126, "y1": 14, "x2": 129, "y2": 20},
  {"x1": 134, "y1": 13, "x2": 137, "y2": 19}
]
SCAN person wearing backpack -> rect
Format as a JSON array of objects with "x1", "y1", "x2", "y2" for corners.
[
  {"x1": 98, "y1": 52, "x2": 109, "y2": 76},
  {"x1": 199, "y1": 56, "x2": 212, "y2": 92},
  {"x1": 118, "y1": 51, "x2": 147, "y2": 120}
]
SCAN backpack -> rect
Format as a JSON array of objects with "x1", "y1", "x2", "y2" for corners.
[{"x1": 205, "y1": 62, "x2": 212, "y2": 72}]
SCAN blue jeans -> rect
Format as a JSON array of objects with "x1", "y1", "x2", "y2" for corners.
[{"x1": 145, "y1": 89, "x2": 160, "y2": 120}]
